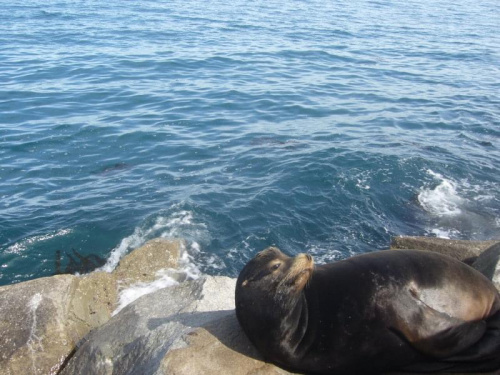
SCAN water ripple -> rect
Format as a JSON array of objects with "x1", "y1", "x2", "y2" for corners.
[{"x1": 1, "y1": 0, "x2": 499, "y2": 284}]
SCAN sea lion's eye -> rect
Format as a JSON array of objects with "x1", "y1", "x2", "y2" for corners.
[{"x1": 271, "y1": 263, "x2": 281, "y2": 271}]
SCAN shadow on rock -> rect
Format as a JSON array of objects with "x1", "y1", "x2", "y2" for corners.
[{"x1": 149, "y1": 309, "x2": 263, "y2": 362}]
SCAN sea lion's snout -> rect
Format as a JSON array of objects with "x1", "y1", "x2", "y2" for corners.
[
  {"x1": 279, "y1": 253, "x2": 314, "y2": 290},
  {"x1": 295, "y1": 253, "x2": 314, "y2": 267}
]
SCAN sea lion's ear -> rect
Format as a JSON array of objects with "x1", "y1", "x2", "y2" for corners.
[{"x1": 242, "y1": 280, "x2": 249, "y2": 287}]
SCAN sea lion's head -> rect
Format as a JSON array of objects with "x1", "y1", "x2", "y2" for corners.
[
  {"x1": 235, "y1": 247, "x2": 314, "y2": 358},
  {"x1": 236, "y1": 246, "x2": 314, "y2": 296}
]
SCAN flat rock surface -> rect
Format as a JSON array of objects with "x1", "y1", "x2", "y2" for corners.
[
  {"x1": 390, "y1": 236, "x2": 498, "y2": 263},
  {"x1": 159, "y1": 313, "x2": 297, "y2": 375}
]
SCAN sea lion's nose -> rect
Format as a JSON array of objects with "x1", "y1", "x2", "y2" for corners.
[{"x1": 306, "y1": 254, "x2": 312, "y2": 262}]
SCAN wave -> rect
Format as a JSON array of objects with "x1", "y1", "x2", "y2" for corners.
[
  {"x1": 418, "y1": 170, "x2": 500, "y2": 240},
  {"x1": 103, "y1": 204, "x2": 208, "y2": 313},
  {"x1": 113, "y1": 243, "x2": 201, "y2": 315},
  {"x1": 100, "y1": 204, "x2": 208, "y2": 272},
  {"x1": 418, "y1": 170, "x2": 463, "y2": 217},
  {"x1": 6, "y1": 229, "x2": 73, "y2": 255}
]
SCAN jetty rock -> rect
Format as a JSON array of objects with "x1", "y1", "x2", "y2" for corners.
[
  {"x1": 0, "y1": 236, "x2": 499, "y2": 375},
  {"x1": 0, "y1": 238, "x2": 181, "y2": 375}
]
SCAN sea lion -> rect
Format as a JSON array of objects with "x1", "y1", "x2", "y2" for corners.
[{"x1": 235, "y1": 247, "x2": 500, "y2": 374}]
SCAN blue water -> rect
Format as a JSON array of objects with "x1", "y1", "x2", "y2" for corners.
[{"x1": 1, "y1": 0, "x2": 499, "y2": 286}]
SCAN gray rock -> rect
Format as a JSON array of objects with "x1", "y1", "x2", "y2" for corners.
[
  {"x1": 60, "y1": 276, "x2": 240, "y2": 375},
  {"x1": 3, "y1": 236, "x2": 499, "y2": 375},
  {"x1": 472, "y1": 242, "x2": 500, "y2": 290},
  {"x1": 0, "y1": 275, "x2": 76, "y2": 375},
  {"x1": 0, "y1": 273, "x2": 118, "y2": 375},
  {"x1": 159, "y1": 314, "x2": 296, "y2": 375},
  {"x1": 0, "y1": 238, "x2": 182, "y2": 375},
  {"x1": 390, "y1": 236, "x2": 498, "y2": 264},
  {"x1": 113, "y1": 238, "x2": 180, "y2": 289}
]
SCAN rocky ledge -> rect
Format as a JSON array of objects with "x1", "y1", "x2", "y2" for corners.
[{"x1": 0, "y1": 237, "x2": 499, "y2": 375}]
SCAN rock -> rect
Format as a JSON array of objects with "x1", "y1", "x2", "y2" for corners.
[
  {"x1": 60, "y1": 276, "x2": 234, "y2": 374},
  {"x1": 60, "y1": 276, "x2": 294, "y2": 375},
  {"x1": 472, "y1": 242, "x2": 500, "y2": 291},
  {"x1": 160, "y1": 314, "x2": 295, "y2": 375},
  {"x1": 0, "y1": 273, "x2": 115, "y2": 375},
  {"x1": 114, "y1": 238, "x2": 181, "y2": 288},
  {"x1": 0, "y1": 275, "x2": 77, "y2": 375},
  {"x1": 0, "y1": 238, "x2": 182, "y2": 375},
  {"x1": 68, "y1": 272, "x2": 118, "y2": 340},
  {"x1": 390, "y1": 236, "x2": 498, "y2": 264}
]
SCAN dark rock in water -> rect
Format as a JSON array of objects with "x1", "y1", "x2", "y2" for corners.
[
  {"x1": 249, "y1": 137, "x2": 301, "y2": 149},
  {"x1": 93, "y1": 162, "x2": 131, "y2": 175},
  {"x1": 55, "y1": 249, "x2": 106, "y2": 275}
]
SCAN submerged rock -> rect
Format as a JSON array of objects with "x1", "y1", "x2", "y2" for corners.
[{"x1": 55, "y1": 248, "x2": 107, "y2": 275}]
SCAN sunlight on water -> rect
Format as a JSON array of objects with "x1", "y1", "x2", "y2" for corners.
[{"x1": 1, "y1": 0, "x2": 499, "y2": 285}]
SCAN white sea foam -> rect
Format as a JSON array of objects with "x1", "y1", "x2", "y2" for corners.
[
  {"x1": 417, "y1": 170, "x2": 463, "y2": 217},
  {"x1": 6, "y1": 229, "x2": 73, "y2": 255},
  {"x1": 356, "y1": 178, "x2": 370, "y2": 190},
  {"x1": 107, "y1": 207, "x2": 207, "y2": 314},
  {"x1": 307, "y1": 243, "x2": 348, "y2": 264},
  {"x1": 100, "y1": 207, "x2": 207, "y2": 272},
  {"x1": 429, "y1": 228, "x2": 460, "y2": 239},
  {"x1": 113, "y1": 270, "x2": 179, "y2": 315},
  {"x1": 112, "y1": 241, "x2": 202, "y2": 315}
]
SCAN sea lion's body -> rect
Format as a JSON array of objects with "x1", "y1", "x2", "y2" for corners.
[{"x1": 235, "y1": 248, "x2": 500, "y2": 374}]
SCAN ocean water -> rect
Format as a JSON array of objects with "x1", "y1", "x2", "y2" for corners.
[{"x1": 1, "y1": 0, "x2": 499, "y2": 286}]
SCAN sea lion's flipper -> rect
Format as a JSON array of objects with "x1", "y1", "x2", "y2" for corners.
[
  {"x1": 400, "y1": 313, "x2": 500, "y2": 372},
  {"x1": 442, "y1": 310, "x2": 500, "y2": 362},
  {"x1": 410, "y1": 318, "x2": 486, "y2": 359},
  {"x1": 394, "y1": 290, "x2": 487, "y2": 359}
]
